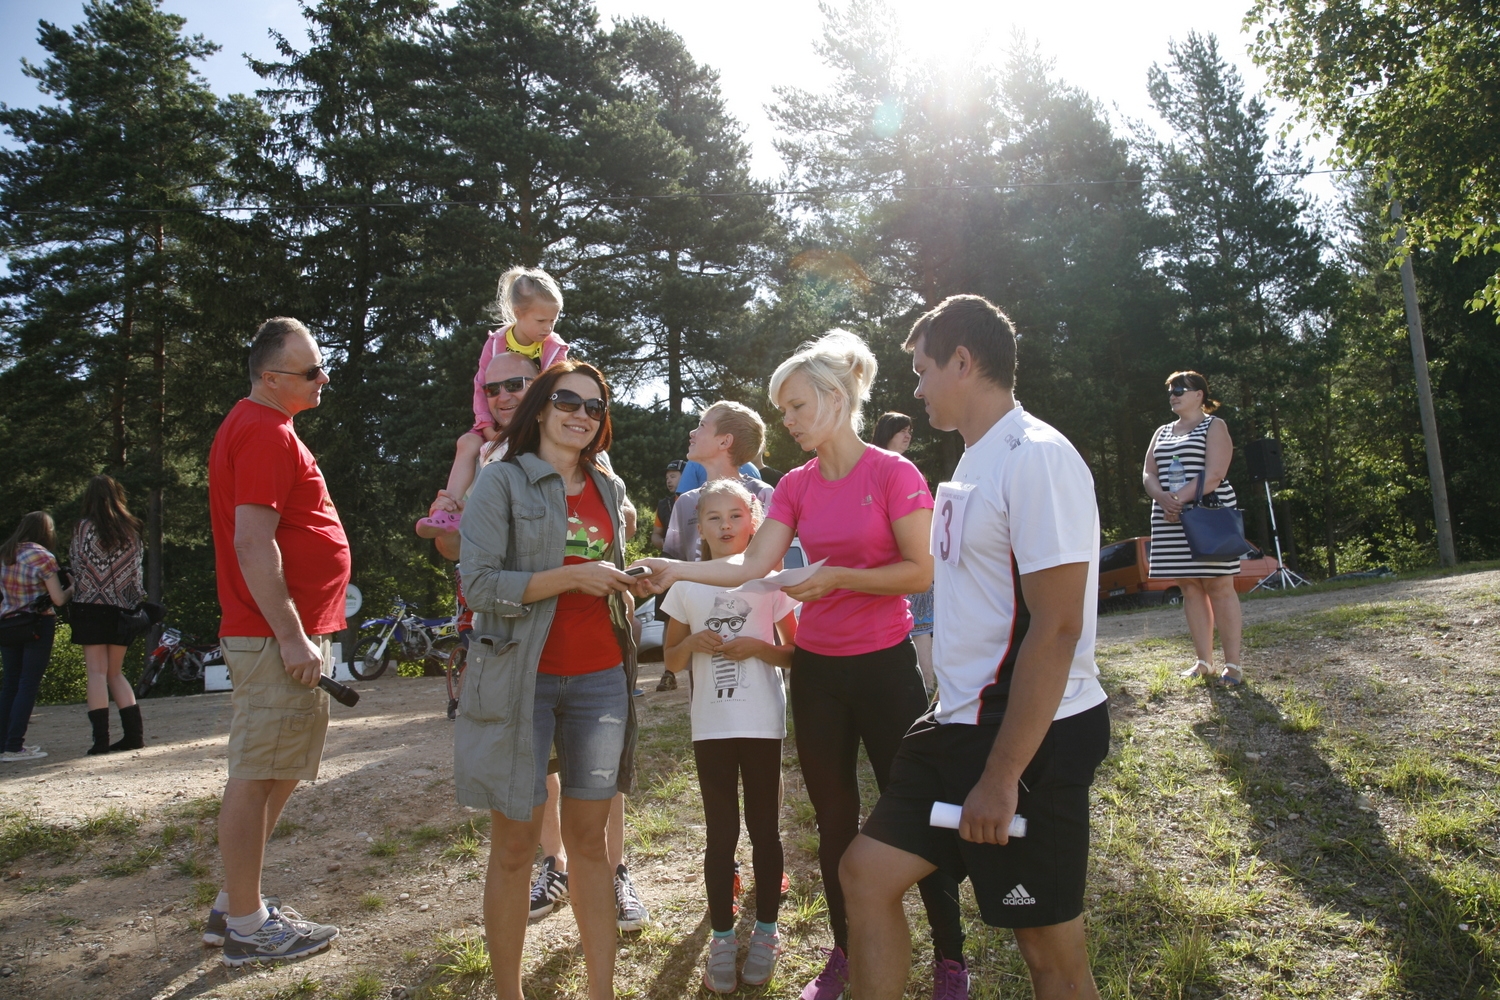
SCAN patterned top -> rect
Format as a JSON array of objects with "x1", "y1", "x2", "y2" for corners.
[
  {"x1": 1148, "y1": 415, "x2": 1240, "y2": 578},
  {"x1": 70, "y1": 519, "x2": 144, "y2": 608},
  {"x1": 0, "y1": 542, "x2": 60, "y2": 617}
]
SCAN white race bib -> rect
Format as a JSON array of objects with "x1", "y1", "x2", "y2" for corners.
[{"x1": 932, "y1": 481, "x2": 977, "y2": 566}]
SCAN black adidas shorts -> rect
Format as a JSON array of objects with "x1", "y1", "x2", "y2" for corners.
[{"x1": 861, "y1": 700, "x2": 1110, "y2": 928}]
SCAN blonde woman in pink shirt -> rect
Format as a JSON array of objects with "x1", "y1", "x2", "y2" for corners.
[{"x1": 635, "y1": 331, "x2": 970, "y2": 1000}]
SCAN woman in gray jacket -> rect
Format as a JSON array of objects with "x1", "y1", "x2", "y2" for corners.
[{"x1": 458, "y1": 359, "x2": 639, "y2": 1000}]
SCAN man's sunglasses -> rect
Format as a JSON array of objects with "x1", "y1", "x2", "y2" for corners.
[
  {"x1": 549, "y1": 389, "x2": 608, "y2": 420},
  {"x1": 265, "y1": 364, "x2": 329, "y2": 381},
  {"x1": 483, "y1": 376, "x2": 534, "y2": 397}
]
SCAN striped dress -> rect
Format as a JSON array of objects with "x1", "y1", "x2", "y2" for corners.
[{"x1": 1148, "y1": 415, "x2": 1239, "y2": 578}]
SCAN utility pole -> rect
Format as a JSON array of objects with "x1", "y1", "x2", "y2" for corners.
[{"x1": 1392, "y1": 198, "x2": 1457, "y2": 567}]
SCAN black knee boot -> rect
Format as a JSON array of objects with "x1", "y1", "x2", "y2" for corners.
[
  {"x1": 86, "y1": 708, "x2": 112, "y2": 755},
  {"x1": 109, "y1": 704, "x2": 144, "y2": 752}
]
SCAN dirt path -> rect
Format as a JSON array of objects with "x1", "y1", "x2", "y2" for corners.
[
  {"x1": 1097, "y1": 569, "x2": 1499, "y2": 646},
  {"x1": 1, "y1": 569, "x2": 1495, "y2": 1000}
]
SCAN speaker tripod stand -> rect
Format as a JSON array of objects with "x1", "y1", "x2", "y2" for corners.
[{"x1": 1250, "y1": 479, "x2": 1309, "y2": 592}]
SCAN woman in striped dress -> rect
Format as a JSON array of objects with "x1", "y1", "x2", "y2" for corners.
[{"x1": 1142, "y1": 371, "x2": 1244, "y2": 686}]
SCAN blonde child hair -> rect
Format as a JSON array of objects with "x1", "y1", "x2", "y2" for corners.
[
  {"x1": 700, "y1": 401, "x2": 767, "y2": 467},
  {"x1": 489, "y1": 267, "x2": 564, "y2": 327},
  {"x1": 696, "y1": 478, "x2": 764, "y2": 562},
  {"x1": 767, "y1": 329, "x2": 877, "y2": 434}
]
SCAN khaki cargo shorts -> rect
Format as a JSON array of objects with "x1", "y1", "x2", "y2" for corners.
[{"x1": 223, "y1": 635, "x2": 331, "y2": 781}]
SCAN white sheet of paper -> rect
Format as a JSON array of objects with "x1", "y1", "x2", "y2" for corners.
[
  {"x1": 731, "y1": 558, "x2": 828, "y2": 595},
  {"x1": 932, "y1": 482, "x2": 977, "y2": 566}
]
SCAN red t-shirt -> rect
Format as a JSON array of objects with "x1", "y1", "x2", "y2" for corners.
[
  {"x1": 766, "y1": 446, "x2": 934, "y2": 656},
  {"x1": 209, "y1": 399, "x2": 352, "y2": 637},
  {"x1": 538, "y1": 476, "x2": 622, "y2": 676}
]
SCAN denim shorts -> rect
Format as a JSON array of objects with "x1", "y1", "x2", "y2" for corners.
[{"x1": 533, "y1": 665, "x2": 628, "y2": 802}]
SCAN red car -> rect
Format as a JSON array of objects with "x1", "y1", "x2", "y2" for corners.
[{"x1": 1097, "y1": 536, "x2": 1282, "y2": 608}]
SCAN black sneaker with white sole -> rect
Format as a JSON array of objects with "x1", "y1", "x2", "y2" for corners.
[
  {"x1": 529, "y1": 856, "x2": 569, "y2": 919},
  {"x1": 221, "y1": 913, "x2": 338, "y2": 966},
  {"x1": 615, "y1": 863, "x2": 648, "y2": 931},
  {"x1": 203, "y1": 896, "x2": 285, "y2": 946}
]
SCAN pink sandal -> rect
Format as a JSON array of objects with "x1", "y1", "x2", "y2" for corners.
[{"x1": 417, "y1": 508, "x2": 462, "y2": 532}]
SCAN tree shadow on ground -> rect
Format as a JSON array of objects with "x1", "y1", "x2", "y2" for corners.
[{"x1": 1194, "y1": 683, "x2": 1497, "y2": 997}]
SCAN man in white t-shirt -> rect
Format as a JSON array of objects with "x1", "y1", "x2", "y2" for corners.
[{"x1": 843, "y1": 295, "x2": 1111, "y2": 1000}]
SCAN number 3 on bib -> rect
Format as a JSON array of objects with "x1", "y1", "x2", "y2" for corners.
[{"x1": 932, "y1": 482, "x2": 977, "y2": 566}]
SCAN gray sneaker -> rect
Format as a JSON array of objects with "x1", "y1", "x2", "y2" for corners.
[
  {"x1": 203, "y1": 896, "x2": 286, "y2": 946},
  {"x1": 742, "y1": 927, "x2": 782, "y2": 986},
  {"x1": 1, "y1": 745, "x2": 47, "y2": 761},
  {"x1": 703, "y1": 934, "x2": 738, "y2": 993},
  {"x1": 222, "y1": 912, "x2": 338, "y2": 966},
  {"x1": 614, "y1": 863, "x2": 648, "y2": 931}
]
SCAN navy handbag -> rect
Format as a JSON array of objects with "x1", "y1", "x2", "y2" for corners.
[{"x1": 1178, "y1": 469, "x2": 1251, "y2": 561}]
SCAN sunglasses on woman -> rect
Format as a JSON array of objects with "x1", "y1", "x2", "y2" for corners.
[
  {"x1": 483, "y1": 376, "x2": 533, "y2": 397},
  {"x1": 1169, "y1": 386, "x2": 1197, "y2": 397},
  {"x1": 549, "y1": 388, "x2": 608, "y2": 420}
]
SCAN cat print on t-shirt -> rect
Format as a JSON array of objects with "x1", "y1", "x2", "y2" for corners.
[
  {"x1": 707, "y1": 592, "x2": 752, "y2": 698},
  {"x1": 661, "y1": 580, "x2": 799, "y2": 742}
]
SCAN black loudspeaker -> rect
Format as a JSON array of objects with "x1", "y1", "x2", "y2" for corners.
[{"x1": 1244, "y1": 438, "x2": 1285, "y2": 484}]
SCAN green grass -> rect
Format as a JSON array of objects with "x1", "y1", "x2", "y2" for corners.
[
  {"x1": 441, "y1": 825, "x2": 483, "y2": 863},
  {"x1": 100, "y1": 844, "x2": 162, "y2": 877},
  {"x1": 368, "y1": 837, "x2": 402, "y2": 857},
  {"x1": 1380, "y1": 749, "x2": 1461, "y2": 801},
  {"x1": 263, "y1": 974, "x2": 322, "y2": 999},
  {"x1": 358, "y1": 892, "x2": 385, "y2": 912},
  {"x1": 169, "y1": 795, "x2": 221, "y2": 820},
  {"x1": 436, "y1": 931, "x2": 491, "y2": 980},
  {"x1": 0, "y1": 807, "x2": 142, "y2": 866},
  {"x1": 192, "y1": 880, "x2": 219, "y2": 907},
  {"x1": 174, "y1": 855, "x2": 210, "y2": 878},
  {"x1": 341, "y1": 971, "x2": 381, "y2": 1000},
  {"x1": 273, "y1": 819, "x2": 304, "y2": 838}
]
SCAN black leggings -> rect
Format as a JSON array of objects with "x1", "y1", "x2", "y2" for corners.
[
  {"x1": 694, "y1": 738, "x2": 784, "y2": 931},
  {"x1": 791, "y1": 639, "x2": 965, "y2": 960}
]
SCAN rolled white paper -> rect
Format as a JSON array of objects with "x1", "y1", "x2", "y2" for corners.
[{"x1": 929, "y1": 802, "x2": 1027, "y2": 838}]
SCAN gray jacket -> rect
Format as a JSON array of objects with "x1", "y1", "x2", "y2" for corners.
[{"x1": 455, "y1": 451, "x2": 639, "y2": 821}]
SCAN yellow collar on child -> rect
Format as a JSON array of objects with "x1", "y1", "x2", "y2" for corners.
[{"x1": 505, "y1": 325, "x2": 543, "y2": 359}]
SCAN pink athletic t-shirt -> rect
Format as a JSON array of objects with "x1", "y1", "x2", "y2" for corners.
[{"x1": 765, "y1": 446, "x2": 933, "y2": 656}]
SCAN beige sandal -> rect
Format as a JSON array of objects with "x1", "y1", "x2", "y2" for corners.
[
  {"x1": 1180, "y1": 659, "x2": 1214, "y2": 679},
  {"x1": 1218, "y1": 664, "x2": 1244, "y2": 687}
]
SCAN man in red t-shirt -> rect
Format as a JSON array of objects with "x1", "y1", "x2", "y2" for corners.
[{"x1": 205, "y1": 317, "x2": 348, "y2": 966}]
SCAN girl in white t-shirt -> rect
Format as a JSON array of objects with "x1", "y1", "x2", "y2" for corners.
[{"x1": 661, "y1": 480, "x2": 798, "y2": 994}]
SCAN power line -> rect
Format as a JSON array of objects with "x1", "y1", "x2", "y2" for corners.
[{"x1": 1, "y1": 167, "x2": 1365, "y2": 218}]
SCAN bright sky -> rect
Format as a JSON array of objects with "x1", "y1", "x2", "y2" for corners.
[{"x1": 0, "y1": 0, "x2": 1331, "y2": 196}]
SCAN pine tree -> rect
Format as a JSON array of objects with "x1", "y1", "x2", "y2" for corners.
[{"x1": 0, "y1": 0, "x2": 268, "y2": 603}]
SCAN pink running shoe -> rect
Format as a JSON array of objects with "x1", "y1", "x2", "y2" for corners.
[
  {"x1": 417, "y1": 508, "x2": 462, "y2": 533},
  {"x1": 801, "y1": 945, "x2": 849, "y2": 1000},
  {"x1": 932, "y1": 958, "x2": 969, "y2": 1000}
]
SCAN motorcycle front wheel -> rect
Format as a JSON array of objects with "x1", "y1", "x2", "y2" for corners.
[{"x1": 351, "y1": 635, "x2": 393, "y2": 680}]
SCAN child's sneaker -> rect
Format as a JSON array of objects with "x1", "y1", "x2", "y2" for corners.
[
  {"x1": 932, "y1": 958, "x2": 969, "y2": 1000},
  {"x1": 742, "y1": 927, "x2": 782, "y2": 986},
  {"x1": 528, "y1": 856, "x2": 569, "y2": 919},
  {"x1": 615, "y1": 863, "x2": 649, "y2": 931},
  {"x1": 1, "y1": 745, "x2": 47, "y2": 761},
  {"x1": 801, "y1": 945, "x2": 849, "y2": 1000},
  {"x1": 203, "y1": 895, "x2": 285, "y2": 946},
  {"x1": 417, "y1": 508, "x2": 462, "y2": 533},
  {"x1": 703, "y1": 934, "x2": 738, "y2": 994},
  {"x1": 221, "y1": 912, "x2": 338, "y2": 966}
]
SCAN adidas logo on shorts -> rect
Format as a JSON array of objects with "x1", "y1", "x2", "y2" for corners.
[{"x1": 1002, "y1": 884, "x2": 1037, "y2": 906}]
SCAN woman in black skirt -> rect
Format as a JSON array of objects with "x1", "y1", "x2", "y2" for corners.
[{"x1": 69, "y1": 475, "x2": 148, "y2": 753}]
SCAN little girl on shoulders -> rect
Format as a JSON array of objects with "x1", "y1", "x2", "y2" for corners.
[{"x1": 418, "y1": 266, "x2": 569, "y2": 532}]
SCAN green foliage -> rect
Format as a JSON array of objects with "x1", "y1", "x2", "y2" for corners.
[
  {"x1": 1249, "y1": 0, "x2": 1500, "y2": 316},
  {"x1": 1, "y1": 0, "x2": 1497, "y2": 666}
]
